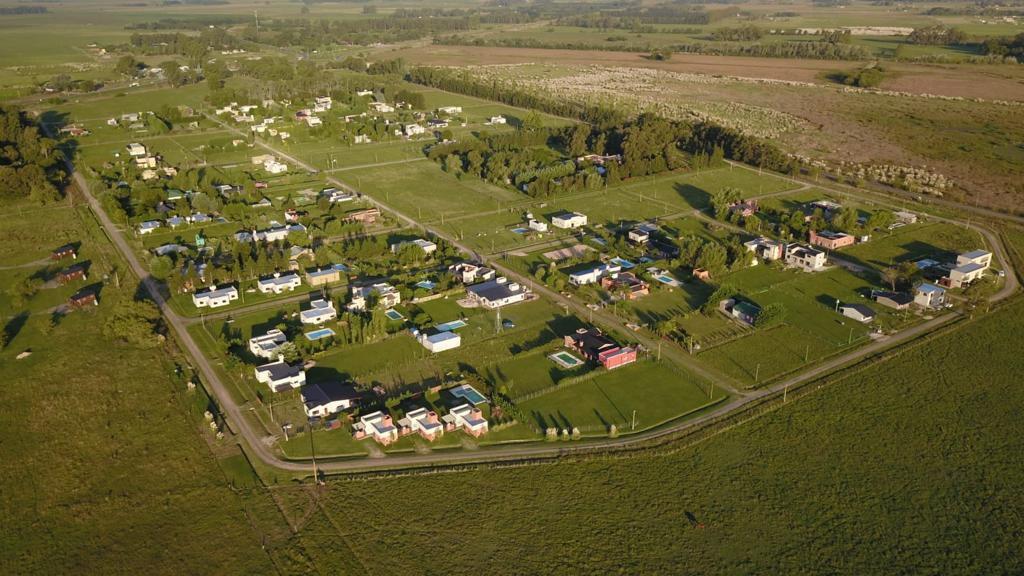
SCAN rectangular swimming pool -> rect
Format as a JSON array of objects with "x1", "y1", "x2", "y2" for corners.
[
  {"x1": 304, "y1": 328, "x2": 336, "y2": 341},
  {"x1": 449, "y1": 384, "x2": 488, "y2": 405},
  {"x1": 384, "y1": 309, "x2": 405, "y2": 321},
  {"x1": 434, "y1": 319, "x2": 468, "y2": 332},
  {"x1": 549, "y1": 351, "x2": 584, "y2": 369}
]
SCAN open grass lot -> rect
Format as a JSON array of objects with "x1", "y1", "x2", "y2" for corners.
[
  {"x1": 0, "y1": 201, "x2": 274, "y2": 574},
  {"x1": 260, "y1": 296, "x2": 1024, "y2": 575}
]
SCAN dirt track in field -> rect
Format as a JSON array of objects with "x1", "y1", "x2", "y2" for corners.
[{"x1": 394, "y1": 45, "x2": 1024, "y2": 101}]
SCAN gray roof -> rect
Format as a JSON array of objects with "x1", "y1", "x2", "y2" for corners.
[
  {"x1": 466, "y1": 279, "x2": 524, "y2": 302},
  {"x1": 302, "y1": 382, "x2": 359, "y2": 410},
  {"x1": 256, "y1": 360, "x2": 301, "y2": 382},
  {"x1": 961, "y1": 249, "x2": 990, "y2": 260},
  {"x1": 841, "y1": 303, "x2": 875, "y2": 318}
]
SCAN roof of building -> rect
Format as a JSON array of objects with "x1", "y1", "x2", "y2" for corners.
[
  {"x1": 569, "y1": 327, "x2": 617, "y2": 355},
  {"x1": 917, "y1": 283, "x2": 945, "y2": 294},
  {"x1": 841, "y1": 303, "x2": 875, "y2": 318},
  {"x1": 873, "y1": 291, "x2": 913, "y2": 305},
  {"x1": 732, "y1": 301, "x2": 760, "y2": 318},
  {"x1": 256, "y1": 360, "x2": 302, "y2": 382},
  {"x1": 425, "y1": 331, "x2": 460, "y2": 345},
  {"x1": 952, "y1": 262, "x2": 986, "y2": 275},
  {"x1": 961, "y1": 249, "x2": 991, "y2": 260},
  {"x1": 466, "y1": 278, "x2": 526, "y2": 302},
  {"x1": 195, "y1": 285, "x2": 237, "y2": 299},
  {"x1": 259, "y1": 272, "x2": 300, "y2": 286},
  {"x1": 302, "y1": 381, "x2": 359, "y2": 410}
]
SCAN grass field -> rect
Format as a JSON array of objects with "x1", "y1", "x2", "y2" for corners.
[{"x1": 252, "y1": 295, "x2": 1024, "y2": 575}]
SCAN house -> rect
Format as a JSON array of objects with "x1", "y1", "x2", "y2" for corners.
[
  {"x1": 353, "y1": 134, "x2": 372, "y2": 144},
  {"x1": 785, "y1": 244, "x2": 827, "y2": 272},
  {"x1": 551, "y1": 211, "x2": 588, "y2": 229},
  {"x1": 305, "y1": 116, "x2": 322, "y2": 128},
  {"x1": 138, "y1": 220, "x2": 162, "y2": 235},
  {"x1": 257, "y1": 271, "x2": 302, "y2": 295},
  {"x1": 306, "y1": 267, "x2": 341, "y2": 287},
  {"x1": 627, "y1": 228, "x2": 650, "y2": 245},
  {"x1": 254, "y1": 357, "x2": 306, "y2": 392},
  {"x1": 946, "y1": 249, "x2": 992, "y2": 288},
  {"x1": 302, "y1": 382, "x2": 359, "y2": 418},
  {"x1": 192, "y1": 285, "x2": 239, "y2": 308},
  {"x1": 744, "y1": 237, "x2": 785, "y2": 261},
  {"x1": 188, "y1": 212, "x2": 211, "y2": 225},
  {"x1": 252, "y1": 197, "x2": 273, "y2": 209},
  {"x1": 722, "y1": 298, "x2": 759, "y2": 326},
  {"x1": 353, "y1": 411, "x2": 399, "y2": 445},
  {"x1": 340, "y1": 208, "x2": 379, "y2": 226},
  {"x1": 300, "y1": 299, "x2": 337, "y2": 325},
  {"x1": 487, "y1": 115, "x2": 507, "y2": 125},
  {"x1": 51, "y1": 244, "x2": 77, "y2": 261},
  {"x1": 325, "y1": 189, "x2": 355, "y2": 203},
  {"x1": 284, "y1": 209, "x2": 304, "y2": 223},
  {"x1": 809, "y1": 199, "x2": 842, "y2": 214},
  {"x1": 398, "y1": 407, "x2": 444, "y2": 441},
  {"x1": 437, "y1": 106, "x2": 462, "y2": 114},
  {"x1": 443, "y1": 403, "x2": 488, "y2": 437},
  {"x1": 404, "y1": 124, "x2": 426, "y2": 136},
  {"x1": 465, "y1": 277, "x2": 530, "y2": 309},
  {"x1": 356, "y1": 89, "x2": 374, "y2": 97},
  {"x1": 576, "y1": 154, "x2": 622, "y2": 166},
  {"x1": 248, "y1": 329, "x2": 288, "y2": 360},
  {"x1": 251, "y1": 154, "x2": 276, "y2": 166},
  {"x1": 126, "y1": 142, "x2": 147, "y2": 157},
  {"x1": 692, "y1": 268, "x2": 711, "y2": 281},
  {"x1": 872, "y1": 291, "x2": 913, "y2": 310},
  {"x1": 348, "y1": 283, "x2": 401, "y2": 311},
  {"x1": 569, "y1": 262, "x2": 620, "y2": 286},
  {"x1": 391, "y1": 238, "x2": 436, "y2": 255},
  {"x1": 564, "y1": 327, "x2": 637, "y2": 370},
  {"x1": 68, "y1": 289, "x2": 98, "y2": 309},
  {"x1": 426, "y1": 119, "x2": 448, "y2": 129},
  {"x1": 449, "y1": 262, "x2": 495, "y2": 284},
  {"x1": 527, "y1": 218, "x2": 548, "y2": 233},
  {"x1": 368, "y1": 102, "x2": 394, "y2": 113},
  {"x1": 915, "y1": 283, "x2": 946, "y2": 308},
  {"x1": 415, "y1": 329, "x2": 461, "y2": 353},
  {"x1": 809, "y1": 230, "x2": 856, "y2": 250},
  {"x1": 264, "y1": 159, "x2": 288, "y2": 174},
  {"x1": 600, "y1": 272, "x2": 649, "y2": 300},
  {"x1": 840, "y1": 303, "x2": 875, "y2": 323},
  {"x1": 57, "y1": 264, "x2": 88, "y2": 285}
]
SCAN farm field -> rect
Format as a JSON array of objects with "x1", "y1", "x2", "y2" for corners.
[
  {"x1": 0, "y1": 201, "x2": 273, "y2": 574},
  {"x1": 258, "y1": 295, "x2": 1024, "y2": 575}
]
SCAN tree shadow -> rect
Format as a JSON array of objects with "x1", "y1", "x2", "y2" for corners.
[{"x1": 3, "y1": 312, "x2": 30, "y2": 347}]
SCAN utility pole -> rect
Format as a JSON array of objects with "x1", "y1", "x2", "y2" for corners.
[
  {"x1": 754, "y1": 362, "x2": 760, "y2": 383},
  {"x1": 631, "y1": 410, "x2": 636, "y2": 431}
]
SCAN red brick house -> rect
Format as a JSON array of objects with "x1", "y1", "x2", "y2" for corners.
[
  {"x1": 564, "y1": 327, "x2": 638, "y2": 370},
  {"x1": 68, "y1": 290, "x2": 98, "y2": 309},
  {"x1": 57, "y1": 264, "x2": 87, "y2": 285},
  {"x1": 344, "y1": 207, "x2": 380, "y2": 224},
  {"x1": 809, "y1": 230, "x2": 855, "y2": 250},
  {"x1": 600, "y1": 272, "x2": 649, "y2": 300},
  {"x1": 51, "y1": 244, "x2": 77, "y2": 261}
]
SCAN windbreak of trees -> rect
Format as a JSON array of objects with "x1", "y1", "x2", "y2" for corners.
[
  {"x1": 711, "y1": 25, "x2": 764, "y2": 42},
  {"x1": 127, "y1": 29, "x2": 240, "y2": 66},
  {"x1": 0, "y1": 106, "x2": 65, "y2": 205},
  {"x1": 907, "y1": 25, "x2": 967, "y2": 45},
  {"x1": 982, "y1": 33, "x2": 1024, "y2": 60}
]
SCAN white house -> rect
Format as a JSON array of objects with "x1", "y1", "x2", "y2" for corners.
[
  {"x1": 264, "y1": 159, "x2": 288, "y2": 174},
  {"x1": 466, "y1": 277, "x2": 529, "y2": 309},
  {"x1": 839, "y1": 303, "x2": 875, "y2": 323},
  {"x1": 437, "y1": 106, "x2": 462, "y2": 114},
  {"x1": 348, "y1": 283, "x2": 401, "y2": 311},
  {"x1": 302, "y1": 381, "x2": 359, "y2": 418},
  {"x1": 745, "y1": 237, "x2": 785, "y2": 261},
  {"x1": 551, "y1": 211, "x2": 588, "y2": 229},
  {"x1": 355, "y1": 90, "x2": 374, "y2": 97},
  {"x1": 528, "y1": 218, "x2": 548, "y2": 233},
  {"x1": 398, "y1": 407, "x2": 444, "y2": 441},
  {"x1": 353, "y1": 134, "x2": 372, "y2": 144},
  {"x1": 947, "y1": 249, "x2": 992, "y2": 288},
  {"x1": 192, "y1": 285, "x2": 239, "y2": 308},
  {"x1": 368, "y1": 102, "x2": 394, "y2": 113},
  {"x1": 443, "y1": 403, "x2": 488, "y2": 437},
  {"x1": 416, "y1": 329, "x2": 461, "y2": 353},
  {"x1": 254, "y1": 356, "x2": 306, "y2": 392},
  {"x1": 404, "y1": 124, "x2": 426, "y2": 136},
  {"x1": 627, "y1": 228, "x2": 650, "y2": 245},
  {"x1": 300, "y1": 299, "x2": 337, "y2": 325},
  {"x1": 785, "y1": 244, "x2": 827, "y2": 272},
  {"x1": 126, "y1": 142, "x2": 147, "y2": 157},
  {"x1": 138, "y1": 220, "x2": 162, "y2": 235},
  {"x1": 248, "y1": 329, "x2": 288, "y2": 360},
  {"x1": 391, "y1": 238, "x2": 436, "y2": 255},
  {"x1": 487, "y1": 115, "x2": 507, "y2": 125},
  {"x1": 257, "y1": 271, "x2": 302, "y2": 294},
  {"x1": 353, "y1": 411, "x2": 399, "y2": 445},
  {"x1": 569, "y1": 263, "x2": 620, "y2": 286},
  {"x1": 915, "y1": 283, "x2": 946, "y2": 308},
  {"x1": 449, "y1": 262, "x2": 495, "y2": 284}
]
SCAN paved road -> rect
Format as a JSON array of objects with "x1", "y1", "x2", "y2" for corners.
[{"x1": 68, "y1": 119, "x2": 1018, "y2": 475}]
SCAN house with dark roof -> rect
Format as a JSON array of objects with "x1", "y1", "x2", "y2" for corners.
[
  {"x1": 254, "y1": 356, "x2": 306, "y2": 392},
  {"x1": 57, "y1": 264, "x2": 88, "y2": 285},
  {"x1": 465, "y1": 277, "x2": 530, "y2": 309},
  {"x1": 872, "y1": 291, "x2": 912, "y2": 310},
  {"x1": 840, "y1": 303, "x2": 875, "y2": 323},
  {"x1": 564, "y1": 327, "x2": 637, "y2": 370},
  {"x1": 51, "y1": 244, "x2": 77, "y2": 261},
  {"x1": 68, "y1": 289, "x2": 98, "y2": 309},
  {"x1": 600, "y1": 272, "x2": 649, "y2": 300},
  {"x1": 301, "y1": 382, "x2": 360, "y2": 418}
]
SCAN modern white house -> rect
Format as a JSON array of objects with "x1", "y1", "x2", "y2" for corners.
[
  {"x1": 300, "y1": 299, "x2": 337, "y2": 325},
  {"x1": 465, "y1": 277, "x2": 530, "y2": 309},
  {"x1": 248, "y1": 329, "x2": 288, "y2": 360},
  {"x1": 302, "y1": 381, "x2": 359, "y2": 418},
  {"x1": 551, "y1": 211, "x2": 588, "y2": 229},
  {"x1": 192, "y1": 285, "x2": 239, "y2": 308},
  {"x1": 398, "y1": 407, "x2": 444, "y2": 441},
  {"x1": 915, "y1": 283, "x2": 946, "y2": 308},
  {"x1": 627, "y1": 228, "x2": 650, "y2": 245},
  {"x1": 257, "y1": 271, "x2": 302, "y2": 295},
  {"x1": 946, "y1": 249, "x2": 992, "y2": 288},
  {"x1": 404, "y1": 124, "x2": 426, "y2": 136},
  {"x1": 437, "y1": 106, "x2": 462, "y2": 114},
  {"x1": 528, "y1": 218, "x2": 548, "y2": 233},
  {"x1": 415, "y1": 329, "x2": 461, "y2": 353},
  {"x1": 487, "y1": 115, "x2": 507, "y2": 125},
  {"x1": 785, "y1": 244, "x2": 827, "y2": 272},
  {"x1": 138, "y1": 220, "x2": 162, "y2": 235},
  {"x1": 348, "y1": 283, "x2": 401, "y2": 311},
  {"x1": 443, "y1": 403, "x2": 489, "y2": 437},
  {"x1": 368, "y1": 102, "x2": 394, "y2": 113},
  {"x1": 264, "y1": 159, "x2": 288, "y2": 174},
  {"x1": 569, "y1": 263, "x2": 620, "y2": 286},
  {"x1": 744, "y1": 237, "x2": 785, "y2": 261},
  {"x1": 254, "y1": 356, "x2": 306, "y2": 392},
  {"x1": 353, "y1": 411, "x2": 399, "y2": 445},
  {"x1": 449, "y1": 262, "x2": 495, "y2": 284},
  {"x1": 126, "y1": 142, "x2": 147, "y2": 157}
]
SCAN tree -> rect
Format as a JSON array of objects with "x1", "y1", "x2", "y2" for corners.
[
  {"x1": 881, "y1": 267, "x2": 899, "y2": 291},
  {"x1": 867, "y1": 210, "x2": 894, "y2": 232},
  {"x1": 521, "y1": 111, "x2": 543, "y2": 132},
  {"x1": 711, "y1": 187, "x2": 742, "y2": 220},
  {"x1": 149, "y1": 255, "x2": 174, "y2": 280},
  {"x1": 755, "y1": 302, "x2": 787, "y2": 328},
  {"x1": 701, "y1": 283, "x2": 735, "y2": 316},
  {"x1": 696, "y1": 243, "x2": 728, "y2": 275},
  {"x1": 103, "y1": 297, "x2": 162, "y2": 348},
  {"x1": 114, "y1": 55, "x2": 142, "y2": 78}
]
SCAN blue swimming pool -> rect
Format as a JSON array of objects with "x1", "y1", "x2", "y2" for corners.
[
  {"x1": 304, "y1": 328, "x2": 336, "y2": 341},
  {"x1": 609, "y1": 257, "x2": 635, "y2": 269},
  {"x1": 384, "y1": 309, "x2": 405, "y2": 321},
  {"x1": 435, "y1": 319, "x2": 468, "y2": 332},
  {"x1": 449, "y1": 384, "x2": 488, "y2": 405},
  {"x1": 510, "y1": 227, "x2": 529, "y2": 234},
  {"x1": 416, "y1": 280, "x2": 436, "y2": 290}
]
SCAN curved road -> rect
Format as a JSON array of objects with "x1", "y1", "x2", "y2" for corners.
[{"x1": 67, "y1": 119, "x2": 1018, "y2": 476}]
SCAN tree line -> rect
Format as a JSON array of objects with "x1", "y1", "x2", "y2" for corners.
[{"x1": 0, "y1": 106, "x2": 64, "y2": 205}]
